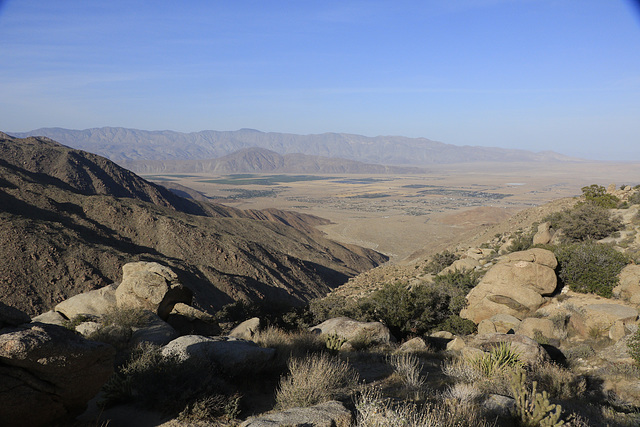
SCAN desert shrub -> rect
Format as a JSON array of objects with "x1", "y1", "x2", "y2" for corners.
[
  {"x1": 388, "y1": 353, "x2": 426, "y2": 391},
  {"x1": 628, "y1": 327, "x2": 640, "y2": 366},
  {"x1": 511, "y1": 370, "x2": 564, "y2": 427},
  {"x1": 355, "y1": 387, "x2": 493, "y2": 427},
  {"x1": 555, "y1": 243, "x2": 629, "y2": 297},
  {"x1": 309, "y1": 294, "x2": 356, "y2": 323},
  {"x1": 581, "y1": 184, "x2": 620, "y2": 209},
  {"x1": 437, "y1": 315, "x2": 477, "y2": 336},
  {"x1": 507, "y1": 229, "x2": 535, "y2": 252},
  {"x1": 254, "y1": 327, "x2": 325, "y2": 369},
  {"x1": 532, "y1": 362, "x2": 587, "y2": 401},
  {"x1": 275, "y1": 353, "x2": 359, "y2": 409},
  {"x1": 325, "y1": 332, "x2": 347, "y2": 351},
  {"x1": 100, "y1": 343, "x2": 239, "y2": 422},
  {"x1": 88, "y1": 307, "x2": 152, "y2": 352},
  {"x1": 545, "y1": 202, "x2": 622, "y2": 242},
  {"x1": 468, "y1": 342, "x2": 524, "y2": 378},
  {"x1": 424, "y1": 249, "x2": 459, "y2": 274},
  {"x1": 628, "y1": 191, "x2": 640, "y2": 205}
]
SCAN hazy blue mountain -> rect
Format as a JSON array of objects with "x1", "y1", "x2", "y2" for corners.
[{"x1": 11, "y1": 127, "x2": 579, "y2": 166}]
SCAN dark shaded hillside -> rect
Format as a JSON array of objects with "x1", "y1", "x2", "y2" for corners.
[
  {"x1": 11, "y1": 127, "x2": 580, "y2": 166},
  {"x1": 0, "y1": 134, "x2": 387, "y2": 316},
  {"x1": 122, "y1": 147, "x2": 424, "y2": 174}
]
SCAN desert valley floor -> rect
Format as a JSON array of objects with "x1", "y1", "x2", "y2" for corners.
[{"x1": 142, "y1": 161, "x2": 640, "y2": 261}]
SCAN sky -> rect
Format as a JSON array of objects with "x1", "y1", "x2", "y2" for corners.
[{"x1": 1, "y1": 0, "x2": 639, "y2": 161}]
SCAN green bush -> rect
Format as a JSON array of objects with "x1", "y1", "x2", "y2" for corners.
[
  {"x1": 627, "y1": 191, "x2": 640, "y2": 205},
  {"x1": 580, "y1": 184, "x2": 619, "y2": 209},
  {"x1": 555, "y1": 243, "x2": 629, "y2": 297},
  {"x1": 424, "y1": 250, "x2": 459, "y2": 274},
  {"x1": 545, "y1": 202, "x2": 622, "y2": 242},
  {"x1": 628, "y1": 328, "x2": 640, "y2": 366},
  {"x1": 506, "y1": 230, "x2": 535, "y2": 253}
]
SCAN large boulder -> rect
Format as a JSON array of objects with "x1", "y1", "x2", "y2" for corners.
[
  {"x1": 229, "y1": 317, "x2": 262, "y2": 340},
  {"x1": 468, "y1": 333, "x2": 550, "y2": 366},
  {"x1": 240, "y1": 400, "x2": 352, "y2": 427},
  {"x1": 0, "y1": 302, "x2": 30, "y2": 329},
  {"x1": 0, "y1": 323, "x2": 115, "y2": 427},
  {"x1": 55, "y1": 284, "x2": 117, "y2": 320},
  {"x1": 517, "y1": 317, "x2": 562, "y2": 341},
  {"x1": 614, "y1": 264, "x2": 640, "y2": 305},
  {"x1": 310, "y1": 317, "x2": 396, "y2": 344},
  {"x1": 461, "y1": 249, "x2": 558, "y2": 323},
  {"x1": 166, "y1": 303, "x2": 221, "y2": 336},
  {"x1": 439, "y1": 257, "x2": 480, "y2": 275},
  {"x1": 115, "y1": 262, "x2": 193, "y2": 319},
  {"x1": 532, "y1": 222, "x2": 554, "y2": 246},
  {"x1": 161, "y1": 335, "x2": 275, "y2": 374}
]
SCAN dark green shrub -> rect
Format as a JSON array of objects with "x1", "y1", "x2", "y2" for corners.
[
  {"x1": 424, "y1": 250, "x2": 459, "y2": 274},
  {"x1": 627, "y1": 191, "x2": 640, "y2": 205},
  {"x1": 545, "y1": 202, "x2": 622, "y2": 242},
  {"x1": 506, "y1": 230, "x2": 534, "y2": 253},
  {"x1": 555, "y1": 243, "x2": 629, "y2": 297},
  {"x1": 580, "y1": 184, "x2": 619, "y2": 208},
  {"x1": 437, "y1": 315, "x2": 477, "y2": 335}
]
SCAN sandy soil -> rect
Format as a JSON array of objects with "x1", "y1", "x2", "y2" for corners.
[{"x1": 148, "y1": 161, "x2": 640, "y2": 262}]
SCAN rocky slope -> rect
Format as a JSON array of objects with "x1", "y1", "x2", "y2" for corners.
[
  {"x1": 11, "y1": 127, "x2": 579, "y2": 166},
  {"x1": 0, "y1": 134, "x2": 387, "y2": 316}
]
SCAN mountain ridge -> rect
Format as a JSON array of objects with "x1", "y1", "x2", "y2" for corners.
[
  {"x1": 0, "y1": 134, "x2": 387, "y2": 316},
  {"x1": 10, "y1": 127, "x2": 581, "y2": 166}
]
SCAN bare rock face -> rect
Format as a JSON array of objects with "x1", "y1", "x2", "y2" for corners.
[
  {"x1": 166, "y1": 302, "x2": 221, "y2": 336},
  {"x1": 0, "y1": 323, "x2": 115, "y2": 427},
  {"x1": 461, "y1": 249, "x2": 558, "y2": 323},
  {"x1": 240, "y1": 400, "x2": 352, "y2": 427},
  {"x1": 115, "y1": 262, "x2": 193, "y2": 319},
  {"x1": 310, "y1": 317, "x2": 396, "y2": 344},
  {"x1": 614, "y1": 264, "x2": 640, "y2": 305}
]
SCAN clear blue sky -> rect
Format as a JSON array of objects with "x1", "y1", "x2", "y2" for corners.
[{"x1": 1, "y1": 0, "x2": 639, "y2": 160}]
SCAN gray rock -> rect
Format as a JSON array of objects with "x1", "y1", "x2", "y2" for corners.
[
  {"x1": 115, "y1": 262, "x2": 193, "y2": 319},
  {"x1": 31, "y1": 310, "x2": 66, "y2": 326},
  {"x1": 131, "y1": 313, "x2": 179, "y2": 347},
  {"x1": 469, "y1": 333, "x2": 550, "y2": 366},
  {"x1": 0, "y1": 323, "x2": 115, "y2": 427},
  {"x1": 399, "y1": 337, "x2": 429, "y2": 352},
  {"x1": 167, "y1": 302, "x2": 221, "y2": 336},
  {"x1": 229, "y1": 317, "x2": 261, "y2": 340},
  {"x1": 240, "y1": 400, "x2": 352, "y2": 427},
  {"x1": 310, "y1": 317, "x2": 395, "y2": 344},
  {"x1": 161, "y1": 335, "x2": 275, "y2": 374},
  {"x1": 483, "y1": 394, "x2": 516, "y2": 417},
  {"x1": 55, "y1": 284, "x2": 117, "y2": 320}
]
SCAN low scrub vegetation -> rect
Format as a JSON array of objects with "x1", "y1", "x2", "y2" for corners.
[
  {"x1": 275, "y1": 353, "x2": 359, "y2": 409},
  {"x1": 424, "y1": 249, "x2": 459, "y2": 274},
  {"x1": 545, "y1": 202, "x2": 622, "y2": 242},
  {"x1": 555, "y1": 242, "x2": 629, "y2": 297},
  {"x1": 310, "y1": 269, "x2": 479, "y2": 340}
]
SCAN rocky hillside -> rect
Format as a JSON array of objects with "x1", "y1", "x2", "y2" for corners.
[
  {"x1": 0, "y1": 134, "x2": 387, "y2": 316},
  {"x1": 120, "y1": 147, "x2": 424, "y2": 174},
  {"x1": 11, "y1": 127, "x2": 579, "y2": 166}
]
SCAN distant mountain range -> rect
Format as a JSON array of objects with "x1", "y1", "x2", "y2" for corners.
[
  {"x1": 11, "y1": 127, "x2": 579, "y2": 168},
  {"x1": 120, "y1": 147, "x2": 424, "y2": 175}
]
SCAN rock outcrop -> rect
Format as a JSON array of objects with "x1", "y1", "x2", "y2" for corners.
[
  {"x1": 0, "y1": 322, "x2": 115, "y2": 427},
  {"x1": 115, "y1": 261, "x2": 193, "y2": 320},
  {"x1": 310, "y1": 317, "x2": 396, "y2": 344},
  {"x1": 461, "y1": 249, "x2": 558, "y2": 323},
  {"x1": 161, "y1": 335, "x2": 275, "y2": 374}
]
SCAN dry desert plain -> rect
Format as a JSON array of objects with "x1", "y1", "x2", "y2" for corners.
[{"x1": 143, "y1": 161, "x2": 640, "y2": 262}]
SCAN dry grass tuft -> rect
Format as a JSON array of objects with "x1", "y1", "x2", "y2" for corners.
[{"x1": 275, "y1": 353, "x2": 359, "y2": 409}]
